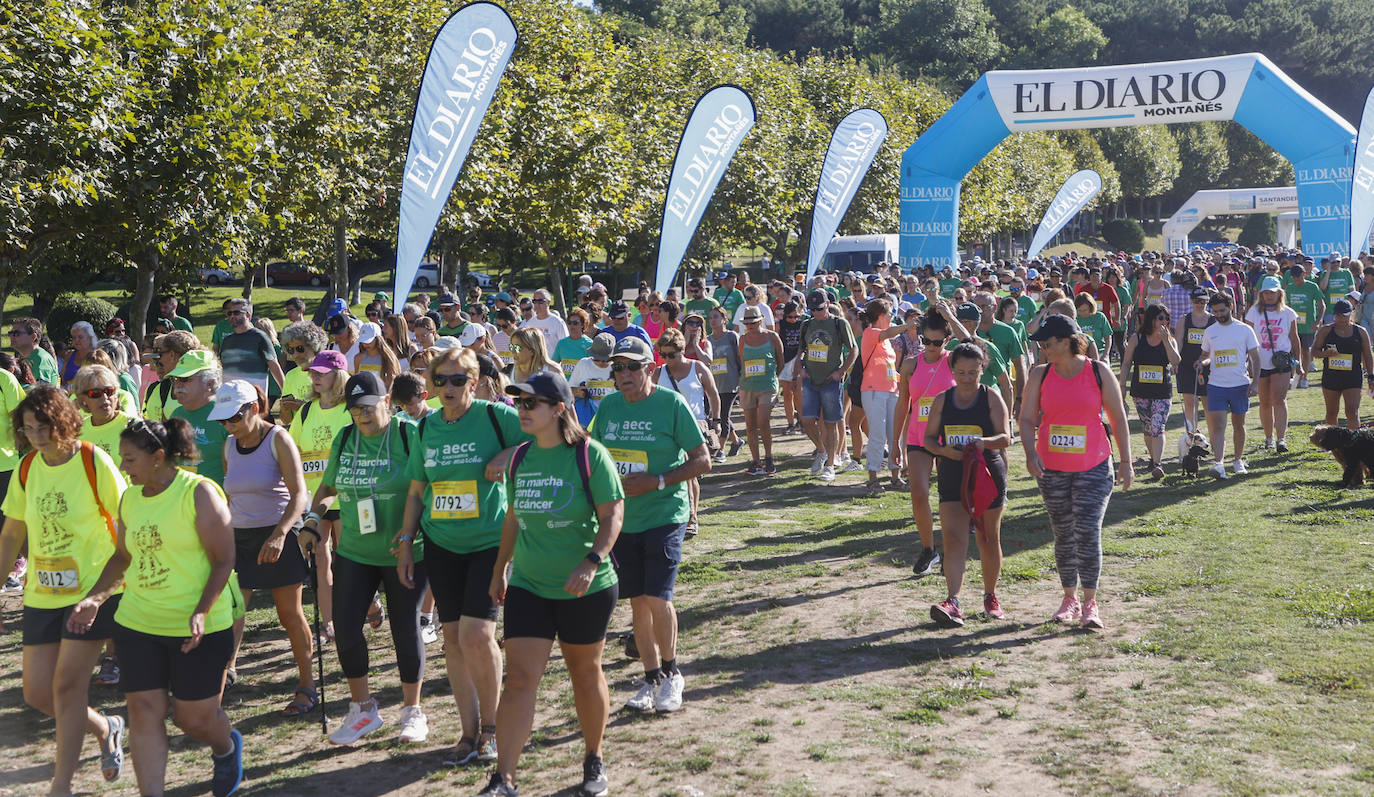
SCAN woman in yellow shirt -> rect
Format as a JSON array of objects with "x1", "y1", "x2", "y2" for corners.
[
  {"x1": 69, "y1": 417, "x2": 243, "y2": 797},
  {"x1": 76, "y1": 365, "x2": 138, "y2": 459},
  {"x1": 0, "y1": 386, "x2": 128, "y2": 795}
]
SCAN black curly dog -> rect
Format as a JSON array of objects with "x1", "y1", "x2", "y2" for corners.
[{"x1": 1309, "y1": 425, "x2": 1374, "y2": 487}]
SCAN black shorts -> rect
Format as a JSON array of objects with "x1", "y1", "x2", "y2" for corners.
[
  {"x1": 113, "y1": 624, "x2": 234, "y2": 700},
  {"x1": 935, "y1": 453, "x2": 1008, "y2": 509},
  {"x1": 1176, "y1": 364, "x2": 1204, "y2": 395},
  {"x1": 22, "y1": 594, "x2": 122, "y2": 646},
  {"x1": 1261, "y1": 366, "x2": 1292, "y2": 377},
  {"x1": 906, "y1": 444, "x2": 933, "y2": 457},
  {"x1": 503, "y1": 583, "x2": 617, "y2": 645},
  {"x1": 612, "y1": 522, "x2": 684, "y2": 601},
  {"x1": 425, "y1": 541, "x2": 499, "y2": 623},
  {"x1": 323, "y1": 508, "x2": 341, "y2": 522},
  {"x1": 234, "y1": 526, "x2": 308, "y2": 591}
]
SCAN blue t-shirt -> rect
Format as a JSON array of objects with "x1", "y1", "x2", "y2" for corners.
[{"x1": 598, "y1": 324, "x2": 653, "y2": 346}]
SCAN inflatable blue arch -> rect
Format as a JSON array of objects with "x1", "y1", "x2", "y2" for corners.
[{"x1": 900, "y1": 54, "x2": 1356, "y2": 267}]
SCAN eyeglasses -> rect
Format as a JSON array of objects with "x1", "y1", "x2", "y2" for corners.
[
  {"x1": 920, "y1": 337, "x2": 946, "y2": 347},
  {"x1": 348, "y1": 404, "x2": 379, "y2": 416},
  {"x1": 514, "y1": 396, "x2": 553, "y2": 411},
  {"x1": 84, "y1": 387, "x2": 117, "y2": 399},
  {"x1": 431, "y1": 372, "x2": 470, "y2": 387},
  {"x1": 611, "y1": 361, "x2": 645, "y2": 372},
  {"x1": 227, "y1": 310, "x2": 246, "y2": 317}
]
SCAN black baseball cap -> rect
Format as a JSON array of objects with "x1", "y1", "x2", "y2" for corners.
[
  {"x1": 438, "y1": 293, "x2": 458, "y2": 308},
  {"x1": 344, "y1": 371, "x2": 387, "y2": 409},
  {"x1": 1190, "y1": 288, "x2": 1212, "y2": 300},
  {"x1": 955, "y1": 303, "x2": 981, "y2": 322},
  {"x1": 505, "y1": 371, "x2": 574, "y2": 406},
  {"x1": 1028, "y1": 314, "x2": 1081, "y2": 341},
  {"x1": 607, "y1": 301, "x2": 630, "y2": 319},
  {"x1": 806, "y1": 289, "x2": 829, "y2": 311}
]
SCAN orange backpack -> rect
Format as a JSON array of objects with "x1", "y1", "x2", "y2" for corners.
[{"x1": 19, "y1": 441, "x2": 117, "y2": 544}]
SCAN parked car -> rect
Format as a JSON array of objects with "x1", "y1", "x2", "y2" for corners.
[
  {"x1": 199, "y1": 267, "x2": 235, "y2": 285},
  {"x1": 413, "y1": 261, "x2": 440, "y2": 289},
  {"x1": 265, "y1": 261, "x2": 328, "y2": 287}
]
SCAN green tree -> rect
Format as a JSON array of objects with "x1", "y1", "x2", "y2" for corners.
[
  {"x1": 1169, "y1": 121, "x2": 1230, "y2": 203},
  {"x1": 1010, "y1": 6, "x2": 1108, "y2": 69},
  {"x1": 862, "y1": 0, "x2": 1002, "y2": 90},
  {"x1": 1097, "y1": 126, "x2": 1180, "y2": 200},
  {"x1": 1237, "y1": 213, "x2": 1277, "y2": 248},
  {"x1": 1102, "y1": 217, "x2": 1145, "y2": 252}
]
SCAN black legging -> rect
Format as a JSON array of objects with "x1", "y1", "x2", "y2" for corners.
[
  {"x1": 332, "y1": 554, "x2": 429, "y2": 683},
  {"x1": 718, "y1": 391, "x2": 738, "y2": 439}
]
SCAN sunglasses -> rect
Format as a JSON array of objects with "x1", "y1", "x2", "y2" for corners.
[
  {"x1": 290, "y1": 344, "x2": 312, "y2": 354},
  {"x1": 217, "y1": 410, "x2": 247, "y2": 426},
  {"x1": 611, "y1": 361, "x2": 645, "y2": 372},
  {"x1": 226, "y1": 310, "x2": 246, "y2": 317},
  {"x1": 7, "y1": 330, "x2": 28, "y2": 337},
  {"x1": 920, "y1": 337, "x2": 946, "y2": 347},
  {"x1": 84, "y1": 387, "x2": 117, "y2": 399},
  {"x1": 514, "y1": 396, "x2": 553, "y2": 411},
  {"x1": 431, "y1": 372, "x2": 470, "y2": 387},
  {"x1": 348, "y1": 404, "x2": 379, "y2": 416},
  {"x1": 660, "y1": 349, "x2": 681, "y2": 358}
]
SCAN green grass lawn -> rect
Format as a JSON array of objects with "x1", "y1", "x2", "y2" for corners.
[{"x1": 1, "y1": 371, "x2": 1372, "y2": 795}]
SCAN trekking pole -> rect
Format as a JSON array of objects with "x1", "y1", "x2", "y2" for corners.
[{"x1": 305, "y1": 537, "x2": 326, "y2": 736}]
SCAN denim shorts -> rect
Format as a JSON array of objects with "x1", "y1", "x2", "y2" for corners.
[{"x1": 800, "y1": 375, "x2": 843, "y2": 423}]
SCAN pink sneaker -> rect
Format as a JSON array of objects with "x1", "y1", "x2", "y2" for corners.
[
  {"x1": 930, "y1": 598, "x2": 964, "y2": 628},
  {"x1": 983, "y1": 593, "x2": 1005, "y2": 619},
  {"x1": 1081, "y1": 600, "x2": 1104, "y2": 629},
  {"x1": 1052, "y1": 596, "x2": 1081, "y2": 623}
]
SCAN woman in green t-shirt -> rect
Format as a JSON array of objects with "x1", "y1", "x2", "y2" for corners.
[
  {"x1": 394, "y1": 347, "x2": 526, "y2": 766},
  {"x1": 300, "y1": 372, "x2": 428, "y2": 748},
  {"x1": 70, "y1": 416, "x2": 242, "y2": 797},
  {"x1": 1073, "y1": 293, "x2": 1114, "y2": 359},
  {"x1": 480, "y1": 372, "x2": 624, "y2": 797}
]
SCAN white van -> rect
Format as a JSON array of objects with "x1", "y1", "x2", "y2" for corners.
[{"x1": 821, "y1": 234, "x2": 898, "y2": 274}]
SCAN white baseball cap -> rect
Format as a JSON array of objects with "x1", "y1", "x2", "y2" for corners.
[
  {"x1": 357, "y1": 322, "x2": 382, "y2": 345},
  {"x1": 207, "y1": 380, "x2": 259, "y2": 421},
  {"x1": 459, "y1": 323, "x2": 486, "y2": 347}
]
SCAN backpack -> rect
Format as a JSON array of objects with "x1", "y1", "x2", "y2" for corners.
[
  {"x1": 507, "y1": 439, "x2": 595, "y2": 509},
  {"x1": 19, "y1": 442, "x2": 116, "y2": 544},
  {"x1": 1033, "y1": 359, "x2": 1112, "y2": 440}
]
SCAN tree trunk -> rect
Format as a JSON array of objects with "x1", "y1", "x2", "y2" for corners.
[
  {"x1": 130, "y1": 249, "x2": 158, "y2": 341},
  {"x1": 439, "y1": 237, "x2": 453, "y2": 291},
  {"x1": 550, "y1": 262, "x2": 567, "y2": 314},
  {"x1": 332, "y1": 216, "x2": 350, "y2": 310}
]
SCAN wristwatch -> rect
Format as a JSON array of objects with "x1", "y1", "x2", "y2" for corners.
[
  {"x1": 656, "y1": 474, "x2": 666, "y2": 491},
  {"x1": 585, "y1": 551, "x2": 602, "y2": 565}
]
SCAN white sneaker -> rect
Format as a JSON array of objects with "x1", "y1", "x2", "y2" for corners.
[
  {"x1": 1211, "y1": 463, "x2": 1229, "y2": 480},
  {"x1": 842, "y1": 459, "x2": 864, "y2": 473},
  {"x1": 1233, "y1": 459, "x2": 1248, "y2": 475},
  {"x1": 329, "y1": 700, "x2": 384, "y2": 745},
  {"x1": 420, "y1": 615, "x2": 438, "y2": 645},
  {"x1": 398, "y1": 705, "x2": 428, "y2": 743},
  {"x1": 810, "y1": 450, "x2": 826, "y2": 476},
  {"x1": 655, "y1": 672, "x2": 684, "y2": 712},
  {"x1": 625, "y1": 679, "x2": 657, "y2": 712},
  {"x1": 818, "y1": 465, "x2": 835, "y2": 482}
]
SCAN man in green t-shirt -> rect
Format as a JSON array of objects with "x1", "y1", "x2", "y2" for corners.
[
  {"x1": 167, "y1": 350, "x2": 230, "y2": 485},
  {"x1": 938, "y1": 267, "x2": 962, "y2": 299},
  {"x1": 436, "y1": 292, "x2": 466, "y2": 337},
  {"x1": 683, "y1": 277, "x2": 720, "y2": 318},
  {"x1": 9, "y1": 317, "x2": 59, "y2": 385},
  {"x1": 713, "y1": 273, "x2": 745, "y2": 320},
  {"x1": 156, "y1": 294, "x2": 195, "y2": 333},
  {"x1": 793, "y1": 290, "x2": 856, "y2": 482},
  {"x1": 1284, "y1": 264, "x2": 1325, "y2": 386},
  {"x1": 1319, "y1": 258, "x2": 1355, "y2": 322},
  {"x1": 970, "y1": 293, "x2": 1025, "y2": 414},
  {"x1": 591, "y1": 335, "x2": 709, "y2": 715}
]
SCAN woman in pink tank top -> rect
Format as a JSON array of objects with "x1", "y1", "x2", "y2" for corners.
[
  {"x1": 892, "y1": 301, "x2": 972, "y2": 577},
  {"x1": 1020, "y1": 315, "x2": 1132, "y2": 631}
]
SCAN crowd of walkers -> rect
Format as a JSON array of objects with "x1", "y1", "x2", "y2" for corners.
[{"x1": 1, "y1": 243, "x2": 1372, "y2": 797}]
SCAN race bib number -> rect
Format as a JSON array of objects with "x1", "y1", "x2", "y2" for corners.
[
  {"x1": 1214, "y1": 348, "x2": 1239, "y2": 368},
  {"x1": 1331, "y1": 292, "x2": 1345, "y2": 304},
  {"x1": 359, "y1": 363, "x2": 380, "y2": 373},
  {"x1": 1138, "y1": 365, "x2": 1164, "y2": 383},
  {"x1": 1296, "y1": 311, "x2": 1307, "y2": 326},
  {"x1": 917, "y1": 396, "x2": 935, "y2": 419},
  {"x1": 1330, "y1": 355, "x2": 1353, "y2": 370},
  {"x1": 32, "y1": 555, "x2": 79, "y2": 597},
  {"x1": 587, "y1": 379, "x2": 615, "y2": 399},
  {"x1": 302, "y1": 458, "x2": 327, "y2": 475},
  {"x1": 606, "y1": 447, "x2": 648, "y2": 476},
  {"x1": 744, "y1": 359, "x2": 766, "y2": 377},
  {"x1": 807, "y1": 343, "x2": 828, "y2": 362},
  {"x1": 561, "y1": 359, "x2": 579, "y2": 377},
  {"x1": 944, "y1": 424, "x2": 982, "y2": 447},
  {"x1": 710, "y1": 358, "x2": 727, "y2": 375},
  {"x1": 431, "y1": 480, "x2": 479, "y2": 519},
  {"x1": 1187, "y1": 329, "x2": 1205, "y2": 345},
  {"x1": 886, "y1": 365, "x2": 897, "y2": 381},
  {"x1": 498, "y1": 350, "x2": 513, "y2": 365},
  {"x1": 1047, "y1": 424, "x2": 1087, "y2": 455},
  {"x1": 357, "y1": 497, "x2": 377, "y2": 535}
]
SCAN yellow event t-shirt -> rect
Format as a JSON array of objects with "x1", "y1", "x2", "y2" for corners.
[
  {"x1": 0, "y1": 369, "x2": 25, "y2": 471},
  {"x1": 141, "y1": 379, "x2": 182, "y2": 422},
  {"x1": 0, "y1": 445, "x2": 127, "y2": 609},
  {"x1": 80, "y1": 411, "x2": 138, "y2": 460},
  {"x1": 289, "y1": 400, "x2": 350, "y2": 492}
]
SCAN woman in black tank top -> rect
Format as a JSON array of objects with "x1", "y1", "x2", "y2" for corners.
[
  {"x1": 1312, "y1": 300, "x2": 1374, "y2": 427},
  {"x1": 1120, "y1": 304, "x2": 1181, "y2": 480},
  {"x1": 922, "y1": 342, "x2": 1011, "y2": 629}
]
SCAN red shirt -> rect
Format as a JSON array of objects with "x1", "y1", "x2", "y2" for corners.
[{"x1": 1076, "y1": 282, "x2": 1121, "y2": 327}]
